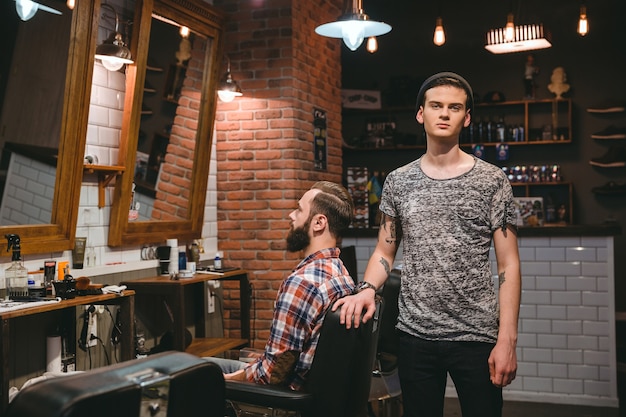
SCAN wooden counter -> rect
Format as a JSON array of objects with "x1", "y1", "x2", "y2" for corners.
[
  {"x1": 0, "y1": 291, "x2": 135, "y2": 415},
  {"x1": 122, "y1": 269, "x2": 250, "y2": 358}
]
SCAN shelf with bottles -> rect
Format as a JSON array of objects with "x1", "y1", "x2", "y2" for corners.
[
  {"x1": 342, "y1": 106, "x2": 424, "y2": 150},
  {"x1": 466, "y1": 98, "x2": 572, "y2": 146}
]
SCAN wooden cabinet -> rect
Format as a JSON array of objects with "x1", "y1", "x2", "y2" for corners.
[
  {"x1": 0, "y1": 292, "x2": 135, "y2": 415},
  {"x1": 122, "y1": 269, "x2": 250, "y2": 358}
]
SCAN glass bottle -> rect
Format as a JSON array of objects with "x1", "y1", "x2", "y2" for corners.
[
  {"x1": 5, "y1": 234, "x2": 28, "y2": 300},
  {"x1": 486, "y1": 118, "x2": 493, "y2": 142},
  {"x1": 496, "y1": 115, "x2": 506, "y2": 142}
]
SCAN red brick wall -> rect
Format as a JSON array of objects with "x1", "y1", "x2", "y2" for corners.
[
  {"x1": 152, "y1": 37, "x2": 206, "y2": 220},
  {"x1": 213, "y1": 0, "x2": 343, "y2": 347}
]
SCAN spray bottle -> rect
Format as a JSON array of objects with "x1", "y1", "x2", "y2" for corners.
[{"x1": 5, "y1": 234, "x2": 28, "y2": 300}]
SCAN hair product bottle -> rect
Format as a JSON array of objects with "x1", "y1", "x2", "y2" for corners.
[{"x1": 5, "y1": 234, "x2": 28, "y2": 300}]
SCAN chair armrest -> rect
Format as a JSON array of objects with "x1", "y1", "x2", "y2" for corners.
[{"x1": 225, "y1": 380, "x2": 313, "y2": 411}]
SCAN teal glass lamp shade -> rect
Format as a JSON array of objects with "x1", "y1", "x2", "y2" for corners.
[{"x1": 315, "y1": 0, "x2": 391, "y2": 51}]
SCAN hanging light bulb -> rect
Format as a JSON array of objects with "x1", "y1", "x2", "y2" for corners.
[
  {"x1": 179, "y1": 25, "x2": 190, "y2": 38},
  {"x1": 217, "y1": 57, "x2": 243, "y2": 102},
  {"x1": 505, "y1": 13, "x2": 515, "y2": 41},
  {"x1": 315, "y1": 0, "x2": 391, "y2": 51},
  {"x1": 94, "y1": 4, "x2": 133, "y2": 71},
  {"x1": 366, "y1": 36, "x2": 377, "y2": 53},
  {"x1": 341, "y1": 20, "x2": 366, "y2": 51},
  {"x1": 66, "y1": 0, "x2": 75, "y2": 10},
  {"x1": 578, "y1": 5, "x2": 588, "y2": 36},
  {"x1": 433, "y1": 17, "x2": 445, "y2": 46}
]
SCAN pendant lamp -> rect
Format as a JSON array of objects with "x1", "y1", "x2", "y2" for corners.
[
  {"x1": 95, "y1": 3, "x2": 133, "y2": 71},
  {"x1": 315, "y1": 0, "x2": 391, "y2": 51},
  {"x1": 14, "y1": 0, "x2": 62, "y2": 21},
  {"x1": 217, "y1": 57, "x2": 243, "y2": 103}
]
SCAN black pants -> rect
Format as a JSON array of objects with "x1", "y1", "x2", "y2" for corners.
[{"x1": 397, "y1": 331, "x2": 503, "y2": 417}]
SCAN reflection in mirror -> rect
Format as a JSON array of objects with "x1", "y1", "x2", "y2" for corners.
[
  {"x1": 0, "y1": 0, "x2": 96, "y2": 254},
  {"x1": 107, "y1": 0, "x2": 223, "y2": 246},
  {"x1": 132, "y1": 15, "x2": 207, "y2": 222},
  {"x1": 0, "y1": 0, "x2": 71, "y2": 225}
]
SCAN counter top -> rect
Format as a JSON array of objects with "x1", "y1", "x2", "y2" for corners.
[{"x1": 345, "y1": 223, "x2": 622, "y2": 238}]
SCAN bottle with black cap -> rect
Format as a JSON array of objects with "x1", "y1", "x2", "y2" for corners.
[{"x1": 4, "y1": 234, "x2": 28, "y2": 300}]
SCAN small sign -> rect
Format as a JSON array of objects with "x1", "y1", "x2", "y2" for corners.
[
  {"x1": 513, "y1": 197, "x2": 544, "y2": 227},
  {"x1": 341, "y1": 89, "x2": 382, "y2": 109},
  {"x1": 313, "y1": 109, "x2": 327, "y2": 171}
]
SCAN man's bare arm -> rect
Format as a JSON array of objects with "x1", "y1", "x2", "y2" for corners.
[{"x1": 334, "y1": 213, "x2": 401, "y2": 328}]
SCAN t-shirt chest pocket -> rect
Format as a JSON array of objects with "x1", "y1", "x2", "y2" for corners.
[{"x1": 453, "y1": 199, "x2": 489, "y2": 231}]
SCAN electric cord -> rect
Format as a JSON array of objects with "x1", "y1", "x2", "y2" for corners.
[
  {"x1": 91, "y1": 334, "x2": 111, "y2": 365},
  {"x1": 86, "y1": 339, "x2": 92, "y2": 369},
  {"x1": 104, "y1": 305, "x2": 122, "y2": 363}
]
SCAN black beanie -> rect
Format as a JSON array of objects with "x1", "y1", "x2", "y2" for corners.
[{"x1": 415, "y1": 72, "x2": 474, "y2": 116}]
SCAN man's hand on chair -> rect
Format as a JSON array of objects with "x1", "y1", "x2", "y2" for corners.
[{"x1": 332, "y1": 289, "x2": 376, "y2": 329}]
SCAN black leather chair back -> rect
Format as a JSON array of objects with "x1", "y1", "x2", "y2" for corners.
[
  {"x1": 6, "y1": 351, "x2": 225, "y2": 417},
  {"x1": 225, "y1": 298, "x2": 382, "y2": 417},
  {"x1": 378, "y1": 268, "x2": 401, "y2": 359},
  {"x1": 304, "y1": 302, "x2": 381, "y2": 417}
]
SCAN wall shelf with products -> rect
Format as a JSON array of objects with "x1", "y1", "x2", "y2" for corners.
[
  {"x1": 472, "y1": 98, "x2": 572, "y2": 145},
  {"x1": 342, "y1": 99, "x2": 576, "y2": 229},
  {"x1": 342, "y1": 106, "x2": 424, "y2": 150},
  {"x1": 341, "y1": 98, "x2": 572, "y2": 152}
]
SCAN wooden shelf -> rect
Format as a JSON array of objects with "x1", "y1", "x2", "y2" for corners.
[
  {"x1": 185, "y1": 337, "x2": 248, "y2": 357},
  {"x1": 83, "y1": 164, "x2": 125, "y2": 208}
]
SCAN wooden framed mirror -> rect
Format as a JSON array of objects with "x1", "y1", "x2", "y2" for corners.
[
  {"x1": 107, "y1": 0, "x2": 223, "y2": 246},
  {"x1": 0, "y1": 0, "x2": 97, "y2": 255}
]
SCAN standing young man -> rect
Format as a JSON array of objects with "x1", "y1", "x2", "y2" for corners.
[
  {"x1": 209, "y1": 181, "x2": 356, "y2": 390},
  {"x1": 335, "y1": 72, "x2": 521, "y2": 417}
]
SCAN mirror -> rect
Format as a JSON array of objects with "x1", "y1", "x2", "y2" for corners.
[
  {"x1": 108, "y1": 0, "x2": 223, "y2": 246},
  {"x1": 0, "y1": 0, "x2": 96, "y2": 254}
]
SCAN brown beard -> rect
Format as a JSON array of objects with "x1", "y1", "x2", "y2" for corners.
[{"x1": 286, "y1": 218, "x2": 311, "y2": 252}]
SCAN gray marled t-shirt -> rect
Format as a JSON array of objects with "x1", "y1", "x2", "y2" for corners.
[{"x1": 379, "y1": 156, "x2": 515, "y2": 343}]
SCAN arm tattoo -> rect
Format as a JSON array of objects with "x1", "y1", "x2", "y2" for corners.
[
  {"x1": 379, "y1": 257, "x2": 391, "y2": 275},
  {"x1": 381, "y1": 214, "x2": 398, "y2": 245},
  {"x1": 499, "y1": 271, "x2": 506, "y2": 286}
]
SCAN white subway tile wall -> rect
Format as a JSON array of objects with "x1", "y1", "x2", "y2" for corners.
[
  {"x1": 341, "y1": 235, "x2": 618, "y2": 407},
  {"x1": 0, "y1": 154, "x2": 55, "y2": 225},
  {"x1": 74, "y1": 138, "x2": 219, "y2": 268}
]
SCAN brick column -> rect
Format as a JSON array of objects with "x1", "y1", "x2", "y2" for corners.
[{"x1": 213, "y1": 0, "x2": 343, "y2": 346}]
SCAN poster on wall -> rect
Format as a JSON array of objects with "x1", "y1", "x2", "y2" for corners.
[{"x1": 313, "y1": 108, "x2": 327, "y2": 171}]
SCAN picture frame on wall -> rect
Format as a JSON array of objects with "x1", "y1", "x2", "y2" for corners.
[{"x1": 513, "y1": 197, "x2": 544, "y2": 227}]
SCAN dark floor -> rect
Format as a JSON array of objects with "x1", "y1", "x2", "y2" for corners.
[
  {"x1": 371, "y1": 394, "x2": 621, "y2": 417},
  {"x1": 445, "y1": 397, "x2": 619, "y2": 417}
]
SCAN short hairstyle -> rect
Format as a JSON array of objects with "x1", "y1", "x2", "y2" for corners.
[
  {"x1": 309, "y1": 181, "x2": 354, "y2": 238},
  {"x1": 415, "y1": 71, "x2": 474, "y2": 116}
]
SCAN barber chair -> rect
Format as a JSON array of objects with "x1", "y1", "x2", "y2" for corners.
[
  {"x1": 369, "y1": 268, "x2": 402, "y2": 417},
  {"x1": 6, "y1": 351, "x2": 225, "y2": 417},
  {"x1": 339, "y1": 245, "x2": 358, "y2": 284},
  {"x1": 225, "y1": 298, "x2": 382, "y2": 417}
]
